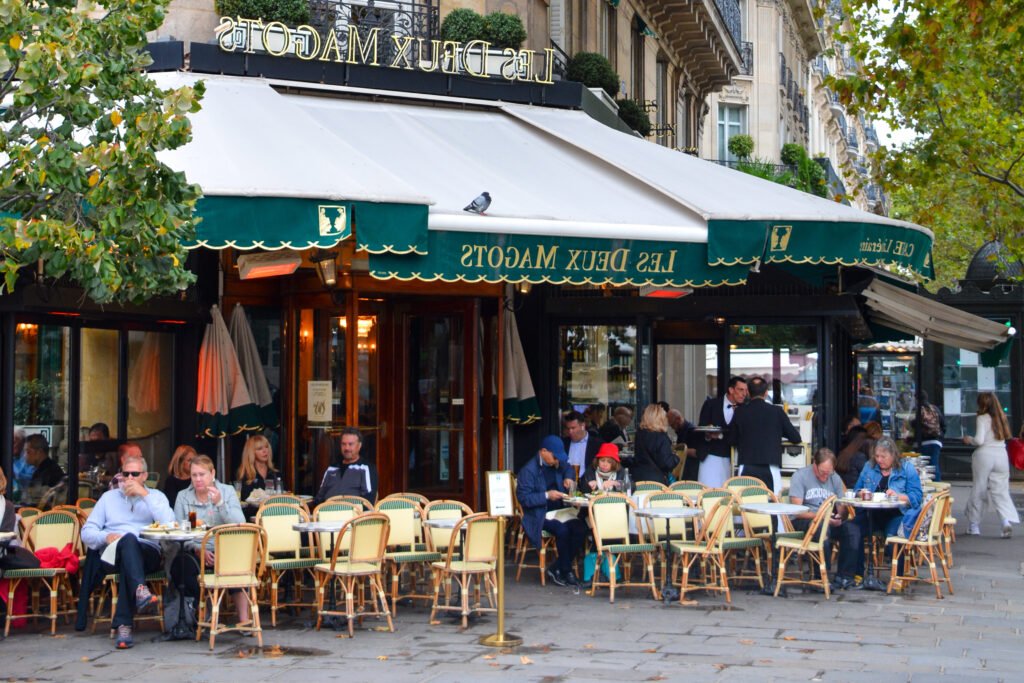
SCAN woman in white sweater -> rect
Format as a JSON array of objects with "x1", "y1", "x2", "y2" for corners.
[{"x1": 963, "y1": 392, "x2": 1019, "y2": 538}]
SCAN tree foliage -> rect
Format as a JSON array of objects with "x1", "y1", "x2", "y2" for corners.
[
  {"x1": 0, "y1": 0, "x2": 204, "y2": 304},
  {"x1": 828, "y1": 1, "x2": 1024, "y2": 270}
]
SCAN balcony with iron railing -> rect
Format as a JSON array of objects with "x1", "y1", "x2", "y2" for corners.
[
  {"x1": 779, "y1": 53, "x2": 787, "y2": 87},
  {"x1": 308, "y1": 0, "x2": 440, "y2": 62},
  {"x1": 646, "y1": 0, "x2": 744, "y2": 93},
  {"x1": 815, "y1": 156, "x2": 849, "y2": 204},
  {"x1": 847, "y1": 131, "x2": 860, "y2": 151},
  {"x1": 550, "y1": 39, "x2": 569, "y2": 80},
  {"x1": 711, "y1": 0, "x2": 743, "y2": 52}
]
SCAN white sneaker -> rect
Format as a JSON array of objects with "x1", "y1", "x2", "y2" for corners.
[
  {"x1": 967, "y1": 524, "x2": 981, "y2": 536},
  {"x1": 1002, "y1": 523, "x2": 1013, "y2": 539}
]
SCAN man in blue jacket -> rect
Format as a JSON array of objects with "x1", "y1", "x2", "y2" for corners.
[{"x1": 517, "y1": 435, "x2": 586, "y2": 587}]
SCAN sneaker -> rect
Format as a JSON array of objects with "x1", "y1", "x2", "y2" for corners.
[
  {"x1": 1002, "y1": 524, "x2": 1012, "y2": 539},
  {"x1": 830, "y1": 575, "x2": 851, "y2": 591},
  {"x1": 545, "y1": 568, "x2": 567, "y2": 587},
  {"x1": 564, "y1": 570, "x2": 581, "y2": 587},
  {"x1": 967, "y1": 524, "x2": 981, "y2": 536},
  {"x1": 115, "y1": 624, "x2": 134, "y2": 649},
  {"x1": 135, "y1": 585, "x2": 159, "y2": 614},
  {"x1": 846, "y1": 576, "x2": 864, "y2": 591}
]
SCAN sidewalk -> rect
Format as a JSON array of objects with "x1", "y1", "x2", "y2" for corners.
[{"x1": 2, "y1": 483, "x2": 1020, "y2": 682}]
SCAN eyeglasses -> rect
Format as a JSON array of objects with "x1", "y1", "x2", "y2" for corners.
[{"x1": 121, "y1": 471, "x2": 145, "y2": 478}]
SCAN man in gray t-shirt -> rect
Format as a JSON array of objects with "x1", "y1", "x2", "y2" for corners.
[{"x1": 787, "y1": 449, "x2": 861, "y2": 588}]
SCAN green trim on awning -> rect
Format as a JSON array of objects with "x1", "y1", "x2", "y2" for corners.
[
  {"x1": 505, "y1": 396, "x2": 541, "y2": 425},
  {"x1": 188, "y1": 196, "x2": 428, "y2": 253},
  {"x1": 368, "y1": 230, "x2": 750, "y2": 287},
  {"x1": 708, "y1": 220, "x2": 934, "y2": 280}
]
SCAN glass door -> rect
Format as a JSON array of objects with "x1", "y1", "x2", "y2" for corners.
[{"x1": 395, "y1": 301, "x2": 477, "y2": 504}]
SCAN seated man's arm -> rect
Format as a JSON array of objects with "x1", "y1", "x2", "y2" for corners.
[
  {"x1": 81, "y1": 497, "x2": 109, "y2": 550},
  {"x1": 143, "y1": 489, "x2": 175, "y2": 524},
  {"x1": 516, "y1": 468, "x2": 549, "y2": 510}
]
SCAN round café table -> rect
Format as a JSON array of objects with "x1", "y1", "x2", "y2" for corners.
[
  {"x1": 635, "y1": 506, "x2": 704, "y2": 602},
  {"x1": 839, "y1": 496, "x2": 903, "y2": 591},
  {"x1": 294, "y1": 520, "x2": 349, "y2": 628},
  {"x1": 140, "y1": 527, "x2": 207, "y2": 640},
  {"x1": 738, "y1": 502, "x2": 808, "y2": 597}
]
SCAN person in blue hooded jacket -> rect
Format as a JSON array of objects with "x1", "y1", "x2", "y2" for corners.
[
  {"x1": 851, "y1": 435, "x2": 922, "y2": 588},
  {"x1": 516, "y1": 435, "x2": 586, "y2": 587}
]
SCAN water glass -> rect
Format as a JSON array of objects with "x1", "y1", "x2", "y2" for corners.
[
  {"x1": 181, "y1": 520, "x2": 191, "y2": 533},
  {"x1": 566, "y1": 480, "x2": 577, "y2": 498},
  {"x1": 232, "y1": 480, "x2": 243, "y2": 498}
]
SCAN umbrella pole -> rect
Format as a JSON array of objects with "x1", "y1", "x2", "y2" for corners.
[{"x1": 218, "y1": 439, "x2": 226, "y2": 480}]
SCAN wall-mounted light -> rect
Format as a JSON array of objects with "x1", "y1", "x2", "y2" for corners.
[
  {"x1": 517, "y1": 281, "x2": 532, "y2": 295},
  {"x1": 310, "y1": 249, "x2": 338, "y2": 288},
  {"x1": 639, "y1": 284, "x2": 692, "y2": 298}
]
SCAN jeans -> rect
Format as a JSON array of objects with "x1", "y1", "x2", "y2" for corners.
[
  {"x1": 542, "y1": 518, "x2": 588, "y2": 576},
  {"x1": 792, "y1": 516, "x2": 862, "y2": 577},
  {"x1": 852, "y1": 509, "x2": 902, "y2": 577},
  {"x1": 109, "y1": 534, "x2": 162, "y2": 628}
]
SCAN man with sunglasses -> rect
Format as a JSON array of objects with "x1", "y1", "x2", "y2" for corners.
[{"x1": 82, "y1": 455, "x2": 174, "y2": 649}]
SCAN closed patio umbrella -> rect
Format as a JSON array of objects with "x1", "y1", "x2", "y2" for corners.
[
  {"x1": 503, "y1": 310, "x2": 540, "y2": 425},
  {"x1": 197, "y1": 305, "x2": 263, "y2": 473},
  {"x1": 229, "y1": 304, "x2": 278, "y2": 429}
]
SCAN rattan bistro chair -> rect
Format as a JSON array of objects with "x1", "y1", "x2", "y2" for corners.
[
  {"x1": 670, "y1": 498, "x2": 733, "y2": 604},
  {"x1": 774, "y1": 496, "x2": 837, "y2": 599},
  {"x1": 195, "y1": 523, "x2": 267, "y2": 649},
  {"x1": 3, "y1": 509, "x2": 81, "y2": 636},
  {"x1": 429, "y1": 513, "x2": 500, "y2": 629},
  {"x1": 378, "y1": 499, "x2": 440, "y2": 614},
  {"x1": 314, "y1": 512, "x2": 393, "y2": 637},
  {"x1": 312, "y1": 500, "x2": 362, "y2": 559},
  {"x1": 256, "y1": 503, "x2": 319, "y2": 626},
  {"x1": 886, "y1": 492, "x2": 953, "y2": 599},
  {"x1": 587, "y1": 493, "x2": 660, "y2": 603}
]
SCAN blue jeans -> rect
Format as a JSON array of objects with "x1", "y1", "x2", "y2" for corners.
[
  {"x1": 919, "y1": 443, "x2": 941, "y2": 482},
  {"x1": 108, "y1": 534, "x2": 162, "y2": 628},
  {"x1": 852, "y1": 509, "x2": 902, "y2": 577}
]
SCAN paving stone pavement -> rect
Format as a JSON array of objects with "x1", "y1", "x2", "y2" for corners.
[{"x1": 2, "y1": 483, "x2": 1021, "y2": 682}]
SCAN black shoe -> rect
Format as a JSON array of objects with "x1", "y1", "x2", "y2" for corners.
[
  {"x1": 545, "y1": 569, "x2": 567, "y2": 587},
  {"x1": 564, "y1": 571, "x2": 581, "y2": 587}
]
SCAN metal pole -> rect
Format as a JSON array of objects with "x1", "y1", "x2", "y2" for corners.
[{"x1": 479, "y1": 516, "x2": 522, "y2": 647}]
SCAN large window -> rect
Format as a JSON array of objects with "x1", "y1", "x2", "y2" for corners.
[
  {"x1": 940, "y1": 345, "x2": 1012, "y2": 439},
  {"x1": 631, "y1": 15, "x2": 645, "y2": 99},
  {"x1": 559, "y1": 325, "x2": 638, "y2": 432},
  {"x1": 599, "y1": 1, "x2": 617, "y2": 68},
  {"x1": 729, "y1": 324, "x2": 818, "y2": 447},
  {"x1": 718, "y1": 104, "x2": 748, "y2": 161},
  {"x1": 855, "y1": 351, "x2": 918, "y2": 439}
]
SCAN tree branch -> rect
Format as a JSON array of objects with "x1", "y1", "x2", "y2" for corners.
[{"x1": 972, "y1": 164, "x2": 1024, "y2": 201}]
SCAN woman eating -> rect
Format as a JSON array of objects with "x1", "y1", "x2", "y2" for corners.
[
  {"x1": 583, "y1": 443, "x2": 625, "y2": 493},
  {"x1": 236, "y1": 435, "x2": 277, "y2": 505}
]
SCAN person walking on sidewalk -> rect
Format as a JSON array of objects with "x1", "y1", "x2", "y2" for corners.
[
  {"x1": 911, "y1": 390, "x2": 946, "y2": 481},
  {"x1": 963, "y1": 392, "x2": 1020, "y2": 538}
]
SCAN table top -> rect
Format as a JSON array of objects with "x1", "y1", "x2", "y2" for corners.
[
  {"x1": 635, "y1": 506, "x2": 703, "y2": 519},
  {"x1": 245, "y1": 492, "x2": 313, "y2": 506},
  {"x1": 840, "y1": 496, "x2": 903, "y2": 509},
  {"x1": 563, "y1": 497, "x2": 592, "y2": 507},
  {"x1": 422, "y1": 518, "x2": 458, "y2": 529},
  {"x1": 739, "y1": 502, "x2": 808, "y2": 516},
  {"x1": 140, "y1": 528, "x2": 206, "y2": 542},
  {"x1": 293, "y1": 521, "x2": 346, "y2": 533}
]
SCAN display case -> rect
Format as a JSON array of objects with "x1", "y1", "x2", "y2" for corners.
[
  {"x1": 855, "y1": 351, "x2": 920, "y2": 439},
  {"x1": 559, "y1": 324, "x2": 638, "y2": 412}
]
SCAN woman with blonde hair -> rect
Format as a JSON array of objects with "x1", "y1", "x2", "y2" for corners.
[
  {"x1": 963, "y1": 392, "x2": 1019, "y2": 538},
  {"x1": 163, "y1": 445, "x2": 197, "y2": 508},
  {"x1": 624, "y1": 404, "x2": 678, "y2": 485},
  {"x1": 236, "y1": 434, "x2": 277, "y2": 503}
]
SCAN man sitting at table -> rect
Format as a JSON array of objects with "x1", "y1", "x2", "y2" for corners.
[
  {"x1": 81, "y1": 455, "x2": 175, "y2": 649},
  {"x1": 516, "y1": 435, "x2": 587, "y2": 587},
  {"x1": 315, "y1": 427, "x2": 378, "y2": 505},
  {"x1": 787, "y1": 448, "x2": 861, "y2": 590}
]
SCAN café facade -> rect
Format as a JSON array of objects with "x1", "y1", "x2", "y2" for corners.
[{"x1": 1, "y1": 19, "x2": 1012, "y2": 509}]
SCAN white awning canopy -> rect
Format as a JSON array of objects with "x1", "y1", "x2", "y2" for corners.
[{"x1": 861, "y1": 279, "x2": 1016, "y2": 352}]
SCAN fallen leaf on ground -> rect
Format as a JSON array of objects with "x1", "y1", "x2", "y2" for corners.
[
  {"x1": 482, "y1": 654, "x2": 496, "y2": 660},
  {"x1": 520, "y1": 655, "x2": 534, "y2": 665},
  {"x1": 488, "y1": 663, "x2": 501, "y2": 668},
  {"x1": 647, "y1": 676, "x2": 667, "y2": 681},
  {"x1": 429, "y1": 620, "x2": 442, "y2": 625},
  {"x1": 265, "y1": 645, "x2": 285, "y2": 658},
  {"x1": 783, "y1": 636, "x2": 797, "y2": 641},
  {"x1": 713, "y1": 663, "x2": 727, "y2": 671},
  {"x1": 372, "y1": 626, "x2": 391, "y2": 632},
  {"x1": 52, "y1": 634, "x2": 65, "y2": 639},
  {"x1": 80, "y1": 657, "x2": 90, "y2": 662},
  {"x1": 336, "y1": 634, "x2": 351, "y2": 639},
  {"x1": 642, "y1": 648, "x2": 658, "y2": 654},
  {"x1": 377, "y1": 656, "x2": 388, "y2": 661},
  {"x1": 582, "y1": 643, "x2": 595, "y2": 649},
  {"x1": 739, "y1": 639, "x2": 754, "y2": 645},
  {"x1": 799, "y1": 648, "x2": 815, "y2": 654},
  {"x1": 236, "y1": 650, "x2": 250, "y2": 659}
]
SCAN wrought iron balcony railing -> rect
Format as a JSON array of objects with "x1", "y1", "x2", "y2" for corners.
[
  {"x1": 779, "y1": 52, "x2": 787, "y2": 86},
  {"x1": 308, "y1": 0, "x2": 439, "y2": 64},
  {"x1": 712, "y1": 0, "x2": 743, "y2": 53},
  {"x1": 814, "y1": 156, "x2": 848, "y2": 203},
  {"x1": 550, "y1": 39, "x2": 569, "y2": 80}
]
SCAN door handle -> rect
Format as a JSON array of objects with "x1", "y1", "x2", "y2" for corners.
[{"x1": 380, "y1": 421, "x2": 387, "y2": 439}]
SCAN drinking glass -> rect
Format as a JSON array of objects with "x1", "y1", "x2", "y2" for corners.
[{"x1": 566, "y1": 480, "x2": 577, "y2": 498}]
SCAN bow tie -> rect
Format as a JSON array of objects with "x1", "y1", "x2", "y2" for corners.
[{"x1": 726, "y1": 403, "x2": 735, "y2": 410}]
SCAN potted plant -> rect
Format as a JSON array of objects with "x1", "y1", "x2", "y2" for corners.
[
  {"x1": 615, "y1": 98, "x2": 652, "y2": 137},
  {"x1": 440, "y1": 9, "x2": 528, "y2": 78},
  {"x1": 566, "y1": 52, "x2": 620, "y2": 98}
]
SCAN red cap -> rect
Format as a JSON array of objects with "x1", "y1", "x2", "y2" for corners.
[{"x1": 595, "y1": 443, "x2": 620, "y2": 463}]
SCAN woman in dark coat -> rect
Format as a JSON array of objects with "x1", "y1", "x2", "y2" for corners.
[{"x1": 624, "y1": 404, "x2": 679, "y2": 485}]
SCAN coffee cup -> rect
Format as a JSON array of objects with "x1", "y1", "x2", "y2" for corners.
[{"x1": 844, "y1": 490, "x2": 856, "y2": 500}]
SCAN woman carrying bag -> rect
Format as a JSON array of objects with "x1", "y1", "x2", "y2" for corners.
[{"x1": 963, "y1": 392, "x2": 1020, "y2": 538}]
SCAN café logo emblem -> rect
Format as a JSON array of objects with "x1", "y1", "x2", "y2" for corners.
[
  {"x1": 769, "y1": 225, "x2": 793, "y2": 252},
  {"x1": 318, "y1": 205, "x2": 348, "y2": 238}
]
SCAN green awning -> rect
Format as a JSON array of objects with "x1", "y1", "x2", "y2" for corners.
[
  {"x1": 368, "y1": 229, "x2": 750, "y2": 287},
  {"x1": 188, "y1": 196, "x2": 428, "y2": 253},
  {"x1": 708, "y1": 220, "x2": 934, "y2": 280}
]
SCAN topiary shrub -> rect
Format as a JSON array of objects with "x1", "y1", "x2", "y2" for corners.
[
  {"x1": 728, "y1": 134, "x2": 755, "y2": 160},
  {"x1": 616, "y1": 98, "x2": 652, "y2": 136},
  {"x1": 216, "y1": 0, "x2": 309, "y2": 25},
  {"x1": 780, "y1": 143, "x2": 805, "y2": 167},
  {"x1": 440, "y1": 7, "x2": 488, "y2": 44},
  {"x1": 566, "y1": 52, "x2": 620, "y2": 97},
  {"x1": 484, "y1": 12, "x2": 527, "y2": 50}
]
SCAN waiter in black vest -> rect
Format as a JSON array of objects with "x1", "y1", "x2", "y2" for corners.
[
  {"x1": 730, "y1": 376, "x2": 801, "y2": 494},
  {"x1": 696, "y1": 376, "x2": 747, "y2": 488}
]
